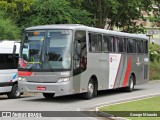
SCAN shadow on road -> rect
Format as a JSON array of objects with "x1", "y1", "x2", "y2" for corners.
[
  {"x1": 22, "y1": 88, "x2": 145, "y2": 103},
  {"x1": 96, "y1": 88, "x2": 144, "y2": 98}
]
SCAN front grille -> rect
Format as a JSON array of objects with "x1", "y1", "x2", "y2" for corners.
[{"x1": 27, "y1": 81, "x2": 56, "y2": 83}]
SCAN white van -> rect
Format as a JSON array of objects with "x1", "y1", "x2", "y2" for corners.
[{"x1": 0, "y1": 41, "x2": 21, "y2": 98}]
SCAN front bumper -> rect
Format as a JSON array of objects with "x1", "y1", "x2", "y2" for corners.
[{"x1": 18, "y1": 81, "x2": 74, "y2": 97}]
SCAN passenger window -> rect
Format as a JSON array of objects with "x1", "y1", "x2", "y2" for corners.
[
  {"x1": 89, "y1": 33, "x2": 102, "y2": 52},
  {"x1": 136, "y1": 40, "x2": 143, "y2": 53},
  {"x1": 116, "y1": 37, "x2": 124, "y2": 52},
  {"x1": 109, "y1": 37, "x2": 114, "y2": 52},
  {"x1": 127, "y1": 39, "x2": 136, "y2": 53},
  {"x1": 103, "y1": 35, "x2": 111, "y2": 52},
  {"x1": 113, "y1": 37, "x2": 117, "y2": 52},
  {"x1": 144, "y1": 40, "x2": 148, "y2": 54}
]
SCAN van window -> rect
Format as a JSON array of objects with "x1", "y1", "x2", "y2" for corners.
[{"x1": 0, "y1": 54, "x2": 18, "y2": 69}]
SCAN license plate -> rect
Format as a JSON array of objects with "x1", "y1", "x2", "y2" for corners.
[{"x1": 37, "y1": 86, "x2": 46, "y2": 91}]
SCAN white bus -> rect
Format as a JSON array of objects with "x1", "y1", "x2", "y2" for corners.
[
  {"x1": 0, "y1": 41, "x2": 21, "y2": 98},
  {"x1": 18, "y1": 24, "x2": 149, "y2": 99}
]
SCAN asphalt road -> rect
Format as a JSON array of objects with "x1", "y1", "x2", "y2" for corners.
[{"x1": 0, "y1": 81, "x2": 160, "y2": 120}]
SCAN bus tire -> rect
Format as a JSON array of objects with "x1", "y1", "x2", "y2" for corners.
[
  {"x1": 82, "y1": 78, "x2": 96, "y2": 100},
  {"x1": 125, "y1": 75, "x2": 135, "y2": 92},
  {"x1": 43, "y1": 93, "x2": 55, "y2": 99},
  {"x1": 7, "y1": 83, "x2": 21, "y2": 99}
]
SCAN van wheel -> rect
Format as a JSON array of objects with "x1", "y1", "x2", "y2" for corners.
[
  {"x1": 7, "y1": 84, "x2": 21, "y2": 99},
  {"x1": 82, "y1": 78, "x2": 96, "y2": 100},
  {"x1": 125, "y1": 75, "x2": 135, "y2": 92},
  {"x1": 43, "y1": 93, "x2": 55, "y2": 99}
]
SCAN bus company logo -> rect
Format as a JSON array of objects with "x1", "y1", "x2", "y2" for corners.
[
  {"x1": 2, "y1": 112, "x2": 11, "y2": 117},
  {"x1": 110, "y1": 56, "x2": 118, "y2": 63}
]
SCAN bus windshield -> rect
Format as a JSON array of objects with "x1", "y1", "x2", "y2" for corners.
[{"x1": 19, "y1": 30, "x2": 72, "y2": 70}]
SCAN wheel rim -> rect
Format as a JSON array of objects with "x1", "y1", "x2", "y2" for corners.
[
  {"x1": 15, "y1": 86, "x2": 20, "y2": 97},
  {"x1": 130, "y1": 77, "x2": 134, "y2": 89},
  {"x1": 88, "y1": 82, "x2": 94, "y2": 96}
]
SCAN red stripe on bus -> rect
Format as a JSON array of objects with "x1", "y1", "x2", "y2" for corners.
[
  {"x1": 113, "y1": 55, "x2": 122, "y2": 88},
  {"x1": 123, "y1": 56, "x2": 132, "y2": 87},
  {"x1": 18, "y1": 71, "x2": 32, "y2": 76}
]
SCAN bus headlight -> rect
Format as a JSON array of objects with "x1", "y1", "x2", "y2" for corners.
[
  {"x1": 18, "y1": 77, "x2": 27, "y2": 82},
  {"x1": 57, "y1": 77, "x2": 70, "y2": 83}
]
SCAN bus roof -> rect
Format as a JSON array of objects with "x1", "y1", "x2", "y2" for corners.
[
  {"x1": 26, "y1": 24, "x2": 148, "y2": 40},
  {"x1": 0, "y1": 41, "x2": 20, "y2": 54}
]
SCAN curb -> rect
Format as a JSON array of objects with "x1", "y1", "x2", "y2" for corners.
[{"x1": 95, "y1": 93, "x2": 160, "y2": 120}]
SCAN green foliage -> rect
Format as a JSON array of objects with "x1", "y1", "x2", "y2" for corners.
[
  {"x1": 149, "y1": 43, "x2": 160, "y2": 80},
  {"x1": 0, "y1": 0, "x2": 158, "y2": 37},
  {"x1": 0, "y1": 11, "x2": 20, "y2": 40},
  {"x1": 17, "y1": 0, "x2": 93, "y2": 30},
  {"x1": 77, "y1": 0, "x2": 153, "y2": 32},
  {"x1": 149, "y1": 0, "x2": 160, "y2": 27},
  {"x1": 150, "y1": 61, "x2": 160, "y2": 80},
  {"x1": 149, "y1": 43, "x2": 160, "y2": 62},
  {"x1": 0, "y1": 0, "x2": 35, "y2": 20}
]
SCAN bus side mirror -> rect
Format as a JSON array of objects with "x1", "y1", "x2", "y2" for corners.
[{"x1": 13, "y1": 45, "x2": 16, "y2": 55}]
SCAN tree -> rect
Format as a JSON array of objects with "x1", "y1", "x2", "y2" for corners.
[
  {"x1": 0, "y1": 0, "x2": 155, "y2": 34},
  {"x1": 17, "y1": 0, "x2": 93, "y2": 30},
  {"x1": 149, "y1": 0, "x2": 160, "y2": 27},
  {"x1": 77, "y1": 0, "x2": 153, "y2": 33},
  {"x1": 0, "y1": 0, "x2": 35, "y2": 20},
  {"x1": 0, "y1": 11, "x2": 20, "y2": 40}
]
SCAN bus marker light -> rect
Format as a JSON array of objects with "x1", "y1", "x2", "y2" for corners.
[{"x1": 34, "y1": 31, "x2": 40, "y2": 36}]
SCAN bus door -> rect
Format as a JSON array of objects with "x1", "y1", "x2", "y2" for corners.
[{"x1": 73, "y1": 30, "x2": 87, "y2": 93}]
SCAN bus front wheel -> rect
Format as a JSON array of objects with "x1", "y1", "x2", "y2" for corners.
[
  {"x1": 82, "y1": 78, "x2": 96, "y2": 100},
  {"x1": 43, "y1": 93, "x2": 55, "y2": 99}
]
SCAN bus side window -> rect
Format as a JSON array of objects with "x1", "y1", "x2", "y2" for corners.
[
  {"x1": 136, "y1": 40, "x2": 140, "y2": 53},
  {"x1": 140, "y1": 40, "x2": 144, "y2": 53},
  {"x1": 127, "y1": 39, "x2": 136, "y2": 53},
  {"x1": 117, "y1": 37, "x2": 124, "y2": 53},
  {"x1": 124, "y1": 38, "x2": 127, "y2": 52},
  {"x1": 144, "y1": 40, "x2": 148, "y2": 54},
  {"x1": 109, "y1": 37, "x2": 114, "y2": 52},
  {"x1": 103, "y1": 35, "x2": 110, "y2": 52},
  {"x1": 113, "y1": 37, "x2": 116, "y2": 52},
  {"x1": 136, "y1": 40, "x2": 143, "y2": 53},
  {"x1": 89, "y1": 33, "x2": 102, "y2": 52}
]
